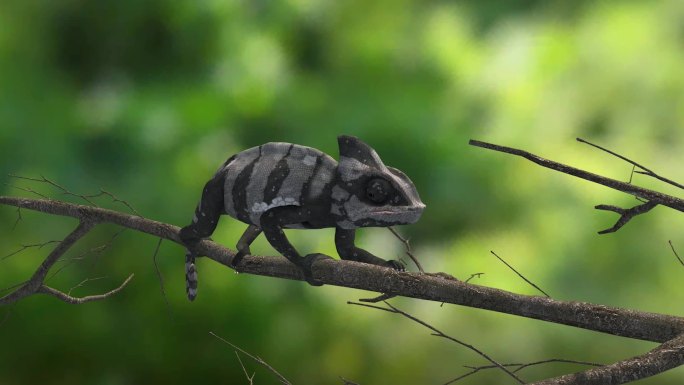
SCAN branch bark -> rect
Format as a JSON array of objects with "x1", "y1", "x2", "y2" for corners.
[
  {"x1": 2, "y1": 195, "x2": 683, "y2": 345},
  {"x1": 468, "y1": 140, "x2": 684, "y2": 233}
]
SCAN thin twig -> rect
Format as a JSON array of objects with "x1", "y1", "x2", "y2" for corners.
[
  {"x1": 348, "y1": 301, "x2": 525, "y2": 384},
  {"x1": 669, "y1": 241, "x2": 683, "y2": 268},
  {"x1": 577, "y1": 138, "x2": 684, "y2": 190},
  {"x1": 445, "y1": 359, "x2": 602, "y2": 384},
  {"x1": 339, "y1": 377, "x2": 361, "y2": 385},
  {"x1": 38, "y1": 274, "x2": 134, "y2": 304},
  {"x1": 67, "y1": 276, "x2": 106, "y2": 296},
  {"x1": 9, "y1": 174, "x2": 141, "y2": 215},
  {"x1": 465, "y1": 273, "x2": 484, "y2": 283},
  {"x1": 209, "y1": 331, "x2": 292, "y2": 385},
  {"x1": 388, "y1": 226, "x2": 424, "y2": 273},
  {"x1": 152, "y1": 238, "x2": 173, "y2": 319},
  {"x1": 11, "y1": 207, "x2": 22, "y2": 231},
  {"x1": 490, "y1": 251, "x2": 550, "y2": 298},
  {"x1": 6, "y1": 184, "x2": 50, "y2": 199},
  {"x1": 235, "y1": 351, "x2": 255, "y2": 385},
  {"x1": 1, "y1": 240, "x2": 61, "y2": 262}
]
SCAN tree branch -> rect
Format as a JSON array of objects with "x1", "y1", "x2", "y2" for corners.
[
  {"x1": 468, "y1": 140, "x2": 684, "y2": 233},
  {"x1": 2, "y1": 195, "x2": 683, "y2": 345},
  {"x1": 532, "y1": 333, "x2": 684, "y2": 385}
]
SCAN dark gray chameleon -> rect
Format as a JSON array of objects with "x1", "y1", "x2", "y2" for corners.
[{"x1": 179, "y1": 135, "x2": 425, "y2": 300}]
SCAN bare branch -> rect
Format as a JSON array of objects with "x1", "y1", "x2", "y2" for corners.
[
  {"x1": 38, "y1": 274, "x2": 134, "y2": 304},
  {"x1": 388, "y1": 226, "x2": 424, "y2": 272},
  {"x1": 468, "y1": 140, "x2": 684, "y2": 218},
  {"x1": 0, "y1": 220, "x2": 95, "y2": 305},
  {"x1": 669, "y1": 241, "x2": 683, "y2": 268},
  {"x1": 594, "y1": 201, "x2": 658, "y2": 234},
  {"x1": 532, "y1": 333, "x2": 684, "y2": 385},
  {"x1": 210, "y1": 331, "x2": 292, "y2": 385},
  {"x1": 577, "y1": 138, "x2": 684, "y2": 190},
  {"x1": 446, "y1": 359, "x2": 601, "y2": 384},
  {"x1": 11, "y1": 207, "x2": 22, "y2": 231},
  {"x1": 2, "y1": 196, "x2": 684, "y2": 344},
  {"x1": 349, "y1": 301, "x2": 524, "y2": 384},
  {"x1": 490, "y1": 251, "x2": 550, "y2": 298}
]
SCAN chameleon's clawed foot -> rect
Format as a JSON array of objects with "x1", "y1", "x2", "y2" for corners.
[
  {"x1": 231, "y1": 249, "x2": 249, "y2": 268},
  {"x1": 384, "y1": 259, "x2": 405, "y2": 272},
  {"x1": 300, "y1": 253, "x2": 333, "y2": 286}
]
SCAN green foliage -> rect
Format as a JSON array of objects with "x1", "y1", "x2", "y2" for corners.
[{"x1": 1, "y1": 1, "x2": 683, "y2": 384}]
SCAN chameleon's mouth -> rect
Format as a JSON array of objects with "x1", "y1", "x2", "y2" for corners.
[{"x1": 363, "y1": 204, "x2": 426, "y2": 224}]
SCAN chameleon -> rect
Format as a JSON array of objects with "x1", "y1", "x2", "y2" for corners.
[{"x1": 179, "y1": 135, "x2": 425, "y2": 300}]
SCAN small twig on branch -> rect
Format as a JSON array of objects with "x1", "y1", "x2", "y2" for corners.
[
  {"x1": 669, "y1": 241, "x2": 683, "y2": 268},
  {"x1": 577, "y1": 138, "x2": 684, "y2": 190},
  {"x1": 358, "y1": 292, "x2": 397, "y2": 303},
  {"x1": 235, "y1": 351, "x2": 255, "y2": 385},
  {"x1": 465, "y1": 273, "x2": 484, "y2": 283},
  {"x1": 388, "y1": 226, "x2": 424, "y2": 273},
  {"x1": 594, "y1": 201, "x2": 658, "y2": 234},
  {"x1": 11, "y1": 207, "x2": 22, "y2": 231},
  {"x1": 210, "y1": 331, "x2": 292, "y2": 385},
  {"x1": 490, "y1": 251, "x2": 550, "y2": 298},
  {"x1": 8, "y1": 174, "x2": 141, "y2": 215},
  {"x1": 532, "y1": 333, "x2": 684, "y2": 385},
  {"x1": 1, "y1": 240, "x2": 61, "y2": 262},
  {"x1": 446, "y1": 359, "x2": 602, "y2": 384},
  {"x1": 67, "y1": 276, "x2": 106, "y2": 296},
  {"x1": 6, "y1": 184, "x2": 50, "y2": 199},
  {"x1": 348, "y1": 301, "x2": 525, "y2": 384},
  {"x1": 38, "y1": 274, "x2": 134, "y2": 305},
  {"x1": 469, "y1": 139, "x2": 684, "y2": 234},
  {"x1": 152, "y1": 238, "x2": 173, "y2": 318}
]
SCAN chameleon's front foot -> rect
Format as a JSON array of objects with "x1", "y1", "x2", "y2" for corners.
[
  {"x1": 384, "y1": 259, "x2": 406, "y2": 272},
  {"x1": 300, "y1": 253, "x2": 333, "y2": 286}
]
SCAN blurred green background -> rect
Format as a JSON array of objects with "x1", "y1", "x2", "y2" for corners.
[{"x1": 1, "y1": 0, "x2": 683, "y2": 384}]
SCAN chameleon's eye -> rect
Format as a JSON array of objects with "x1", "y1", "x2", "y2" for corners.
[{"x1": 366, "y1": 178, "x2": 390, "y2": 204}]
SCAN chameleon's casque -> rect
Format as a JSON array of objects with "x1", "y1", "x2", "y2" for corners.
[{"x1": 180, "y1": 135, "x2": 425, "y2": 300}]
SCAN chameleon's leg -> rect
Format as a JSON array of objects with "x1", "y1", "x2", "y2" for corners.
[
  {"x1": 335, "y1": 228, "x2": 405, "y2": 271},
  {"x1": 179, "y1": 172, "x2": 226, "y2": 301},
  {"x1": 231, "y1": 225, "x2": 262, "y2": 267},
  {"x1": 260, "y1": 206, "x2": 331, "y2": 285}
]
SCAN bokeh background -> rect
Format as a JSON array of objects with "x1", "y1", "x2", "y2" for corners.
[{"x1": 1, "y1": 1, "x2": 684, "y2": 384}]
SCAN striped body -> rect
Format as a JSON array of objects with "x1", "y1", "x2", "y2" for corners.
[
  {"x1": 222, "y1": 142, "x2": 338, "y2": 228},
  {"x1": 180, "y1": 135, "x2": 425, "y2": 301}
]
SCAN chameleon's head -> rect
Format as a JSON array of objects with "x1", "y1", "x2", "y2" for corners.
[{"x1": 332, "y1": 135, "x2": 426, "y2": 229}]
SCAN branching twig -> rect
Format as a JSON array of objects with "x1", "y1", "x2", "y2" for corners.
[
  {"x1": 577, "y1": 138, "x2": 684, "y2": 191},
  {"x1": 235, "y1": 351, "x2": 255, "y2": 385},
  {"x1": 446, "y1": 359, "x2": 602, "y2": 384},
  {"x1": 349, "y1": 301, "x2": 525, "y2": 383},
  {"x1": 465, "y1": 273, "x2": 484, "y2": 283},
  {"x1": 67, "y1": 276, "x2": 106, "y2": 296},
  {"x1": 210, "y1": 331, "x2": 292, "y2": 385},
  {"x1": 1, "y1": 240, "x2": 61, "y2": 262},
  {"x1": 490, "y1": 251, "x2": 550, "y2": 298},
  {"x1": 669, "y1": 241, "x2": 683, "y2": 268},
  {"x1": 469, "y1": 140, "x2": 684, "y2": 234},
  {"x1": 152, "y1": 238, "x2": 173, "y2": 318},
  {"x1": 38, "y1": 274, "x2": 134, "y2": 305},
  {"x1": 532, "y1": 333, "x2": 684, "y2": 385},
  {"x1": 594, "y1": 201, "x2": 658, "y2": 234},
  {"x1": 388, "y1": 226, "x2": 424, "y2": 273},
  {"x1": 11, "y1": 207, "x2": 22, "y2": 231}
]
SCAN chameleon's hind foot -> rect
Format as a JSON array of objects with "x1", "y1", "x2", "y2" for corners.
[{"x1": 300, "y1": 253, "x2": 333, "y2": 286}]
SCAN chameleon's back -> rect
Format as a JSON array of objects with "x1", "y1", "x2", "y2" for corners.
[{"x1": 222, "y1": 142, "x2": 338, "y2": 227}]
